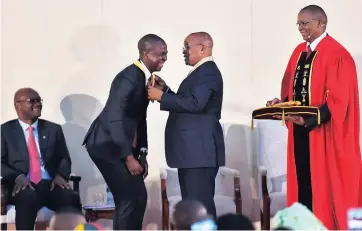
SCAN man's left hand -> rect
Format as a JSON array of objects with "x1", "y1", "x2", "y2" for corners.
[
  {"x1": 274, "y1": 115, "x2": 305, "y2": 126},
  {"x1": 148, "y1": 86, "x2": 164, "y2": 101},
  {"x1": 50, "y1": 175, "x2": 71, "y2": 190},
  {"x1": 138, "y1": 155, "x2": 148, "y2": 179}
]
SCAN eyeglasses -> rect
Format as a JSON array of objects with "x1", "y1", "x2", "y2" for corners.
[
  {"x1": 296, "y1": 18, "x2": 318, "y2": 27},
  {"x1": 183, "y1": 44, "x2": 212, "y2": 51},
  {"x1": 16, "y1": 98, "x2": 43, "y2": 104}
]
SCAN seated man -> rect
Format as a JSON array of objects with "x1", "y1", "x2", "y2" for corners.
[{"x1": 1, "y1": 88, "x2": 81, "y2": 230}]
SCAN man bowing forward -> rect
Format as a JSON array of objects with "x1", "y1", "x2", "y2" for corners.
[{"x1": 83, "y1": 34, "x2": 168, "y2": 230}]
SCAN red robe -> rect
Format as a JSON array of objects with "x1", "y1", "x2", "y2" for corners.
[{"x1": 280, "y1": 35, "x2": 362, "y2": 230}]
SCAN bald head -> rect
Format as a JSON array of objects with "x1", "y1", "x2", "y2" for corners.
[
  {"x1": 13, "y1": 87, "x2": 43, "y2": 123},
  {"x1": 183, "y1": 32, "x2": 214, "y2": 66},
  {"x1": 300, "y1": 5, "x2": 328, "y2": 26},
  {"x1": 188, "y1": 32, "x2": 214, "y2": 48},
  {"x1": 171, "y1": 200, "x2": 210, "y2": 230},
  {"x1": 14, "y1": 88, "x2": 37, "y2": 105},
  {"x1": 297, "y1": 5, "x2": 328, "y2": 43}
]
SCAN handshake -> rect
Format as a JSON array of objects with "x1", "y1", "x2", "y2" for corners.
[{"x1": 147, "y1": 75, "x2": 168, "y2": 102}]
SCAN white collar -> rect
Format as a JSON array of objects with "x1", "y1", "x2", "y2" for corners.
[
  {"x1": 188, "y1": 56, "x2": 214, "y2": 75},
  {"x1": 18, "y1": 119, "x2": 38, "y2": 132},
  {"x1": 139, "y1": 60, "x2": 151, "y2": 78},
  {"x1": 307, "y1": 31, "x2": 327, "y2": 51}
]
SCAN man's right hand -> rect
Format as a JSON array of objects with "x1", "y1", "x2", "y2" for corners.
[
  {"x1": 12, "y1": 175, "x2": 34, "y2": 196},
  {"x1": 148, "y1": 75, "x2": 168, "y2": 91},
  {"x1": 126, "y1": 155, "x2": 144, "y2": 176},
  {"x1": 266, "y1": 98, "x2": 282, "y2": 107}
]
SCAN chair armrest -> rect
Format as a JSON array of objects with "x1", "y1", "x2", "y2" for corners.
[
  {"x1": 219, "y1": 166, "x2": 240, "y2": 177},
  {"x1": 259, "y1": 166, "x2": 269, "y2": 198},
  {"x1": 1, "y1": 177, "x2": 8, "y2": 226},
  {"x1": 259, "y1": 166, "x2": 271, "y2": 229},
  {"x1": 69, "y1": 174, "x2": 81, "y2": 182},
  {"x1": 219, "y1": 167, "x2": 242, "y2": 214},
  {"x1": 160, "y1": 168, "x2": 167, "y2": 180},
  {"x1": 259, "y1": 166, "x2": 267, "y2": 177},
  {"x1": 159, "y1": 168, "x2": 169, "y2": 230},
  {"x1": 1, "y1": 177, "x2": 8, "y2": 203},
  {"x1": 69, "y1": 173, "x2": 81, "y2": 194},
  {"x1": 159, "y1": 168, "x2": 168, "y2": 201}
]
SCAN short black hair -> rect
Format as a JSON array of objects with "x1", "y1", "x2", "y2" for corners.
[
  {"x1": 274, "y1": 226, "x2": 293, "y2": 230},
  {"x1": 137, "y1": 34, "x2": 165, "y2": 55},
  {"x1": 216, "y1": 213, "x2": 255, "y2": 230},
  {"x1": 54, "y1": 206, "x2": 83, "y2": 215},
  {"x1": 300, "y1": 5, "x2": 328, "y2": 25}
]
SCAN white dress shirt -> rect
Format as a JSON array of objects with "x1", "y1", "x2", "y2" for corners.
[
  {"x1": 188, "y1": 56, "x2": 214, "y2": 76},
  {"x1": 307, "y1": 31, "x2": 327, "y2": 51}
]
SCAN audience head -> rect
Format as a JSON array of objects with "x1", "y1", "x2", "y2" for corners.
[
  {"x1": 297, "y1": 5, "x2": 327, "y2": 43},
  {"x1": 274, "y1": 227, "x2": 293, "y2": 230},
  {"x1": 14, "y1": 88, "x2": 43, "y2": 124},
  {"x1": 216, "y1": 213, "x2": 255, "y2": 230},
  {"x1": 48, "y1": 206, "x2": 86, "y2": 230},
  {"x1": 138, "y1": 34, "x2": 168, "y2": 73},
  {"x1": 183, "y1": 32, "x2": 213, "y2": 66},
  {"x1": 171, "y1": 199, "x2": 215, "y2": 230}
]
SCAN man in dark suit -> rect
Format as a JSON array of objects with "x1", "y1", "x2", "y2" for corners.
[
  {"x1": 148, "y1": 32, "x2": 225, "y2": 218},
  {"x1": 83, "y1": 34, "x2": 168, "y2": 230},
  {"x1": 1, "y1": 88, "x2": 81, "y2": 230}
]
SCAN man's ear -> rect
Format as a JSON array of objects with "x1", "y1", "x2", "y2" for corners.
[{"x1": 318, "y1": 19, "x2": 326, "y2": 27}]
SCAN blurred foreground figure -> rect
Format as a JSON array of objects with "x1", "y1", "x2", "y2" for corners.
[
  {"x1": 49, "y1": 207, "x2": 86, "y2": 230},
  {"x1": 171, "y1": 200, "x2": 217, "y2": 230},
  {"x1": 216, "y1": 213, "x2": 255, "y2": 230}
]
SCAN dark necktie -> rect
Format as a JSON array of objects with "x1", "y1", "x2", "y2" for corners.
[{"x1": 306, "y1": 45, "x2": 312, "y2": 58}]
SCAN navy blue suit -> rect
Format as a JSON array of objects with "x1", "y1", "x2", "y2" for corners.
[
  {"x1": 1, "y1": 119, "x2": 80, "y2": 230},
  {"x1": 160, "y1": 59, "x2": 225, "y2": 217}
]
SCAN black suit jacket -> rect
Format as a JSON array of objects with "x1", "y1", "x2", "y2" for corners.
[
  {"x1": 83, "y1": 63, "x2": 149, "y2": 159},
  {"x1": 1, "y1": 119, "x2": 72, "y2": 183},
  {"x1": 160, "y1": 61, "x2": 225, "y2": 168}
]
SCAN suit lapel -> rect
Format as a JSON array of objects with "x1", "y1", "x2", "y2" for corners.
[
  {"x1": 37, "y1": 120, "x2": 49, "y2": 160},
  {"x1": 179, "y1": 70, "x2": 197, "y2": 92},
  {"x1": 13, "y1": 121, "x2": 29, "y2": 160}
]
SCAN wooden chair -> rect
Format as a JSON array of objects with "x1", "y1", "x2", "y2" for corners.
[
  {"x1": 160, "y1": 167, "x2": 242, "y2": 230},
  {"x1": 253, "y1": 120, "x2": 288, "y2": 230},
  {"x1": 1, "y1": 174, "x2": 81, "y2": 230},
  {"x1": 260, "y1": 167, "x2": 271, "y2": 230}
]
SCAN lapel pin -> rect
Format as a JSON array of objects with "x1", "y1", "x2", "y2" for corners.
[{"x1": 43, "y1": 136, "x2": 46, "y2": 139}]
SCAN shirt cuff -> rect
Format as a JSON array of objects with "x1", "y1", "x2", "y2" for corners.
[
  {"x1": 140, "y1": 147, "x2": 148, "y2": 155},
  {"x1": 164, "y1": 86, "x2": 169, "y2": 93}
]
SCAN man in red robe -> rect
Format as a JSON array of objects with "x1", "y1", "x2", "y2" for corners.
[{"x1": 266, "y1": 5, "x2": 362, "y2": 230}]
